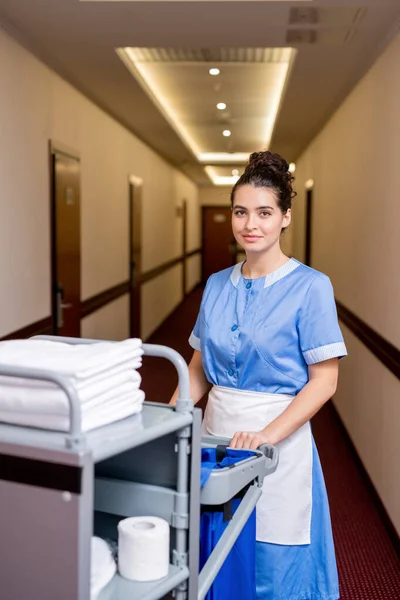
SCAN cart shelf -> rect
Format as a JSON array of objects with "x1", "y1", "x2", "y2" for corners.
[
  {"x1": 98, "y1": 565, "x2": 190, "y2": 600},
  {"x1": 0, "y1": 402, "x2": 193, "y2": 463}
]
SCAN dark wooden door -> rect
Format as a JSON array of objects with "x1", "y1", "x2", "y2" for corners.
[
  {"x1": 202, "y1": 206, "x2": 236, "y2": 281},
  {"x1": 182, "y1": 199, "x2": 187, "y2": 297},
  {"x1": 129, "y1": 180, "x2": 142, "y2": 338},
  {"x1": 51, "y1": 152, "x2": 81, "y2": 336},
  {"x1": 305, "y1": 188, "x2": 313, "y2": 266}
]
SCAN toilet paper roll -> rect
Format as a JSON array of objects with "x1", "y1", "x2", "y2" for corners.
[{"x1": 117, "y1": 516, "x2": 170, "y2": 582}]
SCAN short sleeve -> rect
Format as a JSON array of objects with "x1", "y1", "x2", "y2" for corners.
[
  {"x1": 189, "y1": 314, "x2": 201, "y2": 351},
  {"x1": 298, "y1": 275, "x2": 347, "y2": 365},
  {"x1": 188, "y1": 275, "x2": 214, "y2": 352}
]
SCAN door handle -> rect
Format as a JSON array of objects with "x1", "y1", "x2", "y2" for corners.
[{"x1": 56, "y1": 285, "x2": 72, "y2": 329}]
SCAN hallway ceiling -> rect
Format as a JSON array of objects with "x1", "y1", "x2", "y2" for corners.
[{"x1": 0, "y1": 0, "x2": 399, "y2": 185}]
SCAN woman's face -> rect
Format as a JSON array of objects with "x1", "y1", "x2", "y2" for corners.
[{"x1": 231, "y1": 184, "x2": 291, "y2": 255}]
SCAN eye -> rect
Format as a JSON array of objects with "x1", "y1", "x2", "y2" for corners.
[
  {"x1": 260, "y1": 211, "x2": 272, "y2": 217},
  {"x1": 234, "y1": 210, "x2": 246, "y2": 216}
]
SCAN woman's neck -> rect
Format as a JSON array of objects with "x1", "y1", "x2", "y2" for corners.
[{"x1": 242, "y1": 248, "x2": 289, "y2": 279}]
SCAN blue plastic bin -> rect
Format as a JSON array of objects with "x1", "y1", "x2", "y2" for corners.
[{"x1": 199, "y1": 447, "x2": 257, "y2": 600}]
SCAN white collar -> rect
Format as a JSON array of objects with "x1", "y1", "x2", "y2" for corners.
[{"x1": 230, "y1": 258, "x2": 300, "y2": 289}]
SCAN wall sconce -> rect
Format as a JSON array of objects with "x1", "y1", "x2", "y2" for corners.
[{"x1": 305, "y1": 179, "x2": 314, "y2": 190}]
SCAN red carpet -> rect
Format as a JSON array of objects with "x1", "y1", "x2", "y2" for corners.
[{"x1": 141, "y1": 286, "x2": 400, "y2": 600}]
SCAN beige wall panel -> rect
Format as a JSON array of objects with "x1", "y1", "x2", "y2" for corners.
[
  {"x1": 81, "y1": 295, "x2": 130, "y2": 341},
  {"x1": 293, "y1": 32, "x2": 400, "y2": 347},
  {"x1": 141, "y1": 265, "x2": 183, "y2": 340},
  {"x1": 335, "y1": 324, "x2": 400, "y2": 534},
  {"x1": 200, "y1": 186, "x2": 231, "y2": 207},
  {"x1": 0, "y1": 26, "x2": 200, "y2": 339},
  {"x1": 186, "y1": 254, "x2": 201, "y2": 294},
  {"x1": 174, "y1": 172, "x2": 201, "y2": 252},
  {"x1": 0, "y1": 29, "x2": 52, "y2": 336},
  {"x1": 293, "y1": 31, "x2": 400, "y2": 534}
]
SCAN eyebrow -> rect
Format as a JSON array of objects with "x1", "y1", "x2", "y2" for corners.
[{"x1": 233, "y1": 204, "x2": 275, "y2": 211}]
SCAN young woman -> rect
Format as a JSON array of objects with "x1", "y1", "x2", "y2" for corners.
[{"x1": 171, "y1": 150, "x2": 347, "y2": 600}]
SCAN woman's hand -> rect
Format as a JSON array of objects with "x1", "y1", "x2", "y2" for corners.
[{"x1": 229, "y1": 430, "x2": 272, "y2": 450}]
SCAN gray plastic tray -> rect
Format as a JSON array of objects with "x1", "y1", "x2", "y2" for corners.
[{"x1": 200, "y1": 435, "x2": 279, "y2": 505}]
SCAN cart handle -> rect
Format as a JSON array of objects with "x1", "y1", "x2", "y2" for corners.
[
  {"x1": 201, "y1": 435, "x2": 279, "y2": 477},
  {"x1": 0, "y1": 363, "x2": 82, "y2": 445},
  {"x1": 258, "y1": 443, "x2": 279, "y2": 475}
]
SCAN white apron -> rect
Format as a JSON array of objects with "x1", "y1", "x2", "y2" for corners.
[{"x1": 203, "y1": 385, "x2": 313, "y2": 546}]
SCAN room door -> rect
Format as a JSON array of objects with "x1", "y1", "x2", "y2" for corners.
[
  {"x1": 304, "y1": 188, "x2": 313, "y2": 266},
  {"x1": 202, "y1": 206, "x2": 237, "y2": 281},
  {"x1": 182, "y1": 199, "x2": 187, "y2": 296},
  {"x1": 50, "y1": 150, "x2": 81, "y2": 336},
  {"x1": 129, "y1": 179, "x2": 142, "y2": 338}
]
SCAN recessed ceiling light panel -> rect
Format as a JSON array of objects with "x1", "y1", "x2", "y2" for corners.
[{"x1": 117, "y1": 46, "x2": 296, "y2": 166}]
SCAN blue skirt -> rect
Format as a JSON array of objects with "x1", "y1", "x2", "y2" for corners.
[{"x1": 256, "y1": 439, "x2": 339, "y2": 600}]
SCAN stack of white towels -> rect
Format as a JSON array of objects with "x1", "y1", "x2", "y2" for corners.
[{"x1": 0, "y1": 338, "x2": 145, "y2": 432}]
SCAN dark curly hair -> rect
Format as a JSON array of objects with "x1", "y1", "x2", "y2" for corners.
[{"x1": 230, "y1": 151, "x2": 296, "y2": 213}]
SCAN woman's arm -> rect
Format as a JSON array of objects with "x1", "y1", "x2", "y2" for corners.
[
  {"x1": 169, "y1": 350, "x2": 211, "y2": 406},
  {"x1": 229, "y1": 358, "x2": 339, "y2": 450}
]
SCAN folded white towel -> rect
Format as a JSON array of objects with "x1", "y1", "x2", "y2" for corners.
[
  {"x1": 0, "y1": 358, "x2": 142, "y2": 390},
  {"x1": 0, "y1": 338, "x2": 146, "y2": 432},
  {"x1": 0, "y1": 339, "x2": 143, "y2": 380},
  {"x1": 0, "y1": 374, "x2": 142, "y2": 415},
  {"x1": 0, "y1": 390, "x2": 145, "y2": 432},
  {"x1": 91, "y1": 537, "x2": 116, "y2": 600}
]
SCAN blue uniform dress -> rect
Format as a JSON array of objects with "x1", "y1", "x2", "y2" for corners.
[{"x1": 189, "y1": 258, "x2": 347, "y2": 600}]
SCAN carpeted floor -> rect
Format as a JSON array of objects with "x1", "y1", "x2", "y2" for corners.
[{"x1": 140, "y1": 286, "x2": 400, "y2": 600}]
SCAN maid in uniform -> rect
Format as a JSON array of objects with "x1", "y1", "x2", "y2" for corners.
[{"x1": 172, "y1": 151, "x2": 347, "y2": 600}]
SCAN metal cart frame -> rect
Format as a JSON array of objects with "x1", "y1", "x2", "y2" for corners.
[{"x1": 0, "y1": 336, "x2": 278, "y2": 600}]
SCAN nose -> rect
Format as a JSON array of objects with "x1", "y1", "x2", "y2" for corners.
[{"x1": 245, "y1": 213, "x2": 257, "y2": 231}]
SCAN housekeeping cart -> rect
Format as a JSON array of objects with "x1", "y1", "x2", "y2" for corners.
[{"x1": 0, "y1": 336, "x2": 278, "y2": 600}]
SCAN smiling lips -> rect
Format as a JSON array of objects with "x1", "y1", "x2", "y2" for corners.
[{"x1": 242, "y1": 234, "x2": 263, "y2": 241}]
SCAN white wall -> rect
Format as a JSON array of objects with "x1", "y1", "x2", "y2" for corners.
[
  {"x1": 81, "y1": 296, "x2": 130, "y2": 341},
  {"x1": 186, "y1": 254, "x2": 201, "y2": 294},
  {"x1": 199, "y1": 186, "x2": 232, "y2": 207},
  {"x1": 141, "y1": 265, "x2": 182, "y2": 340},
  {"x1": 0, "y1": 25, "x2": 200, "y2": 340},
  {"x1": 293, "y1": 32, "x2": 400, "y2": 532}
]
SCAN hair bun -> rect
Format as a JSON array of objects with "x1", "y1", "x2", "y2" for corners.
[{"x1": 246, "y1": 151, "x2": 289, "y2": 176}]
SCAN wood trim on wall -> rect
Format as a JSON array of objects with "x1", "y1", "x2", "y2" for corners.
[
  {"x1": 336, "y1": 300, "x2": 400, "y2": 380},
  {"x1": 186, "y1": 248, "x2": 202, "y2": 259},
  {"x1": 81, "y1": 281, "x2": 130, "y2": 319},
  {"x1": 0, "y1": 248, "x2": 202, "y2": 341},
  {"x1": 1, "y1": 317, "x2": 53, "y2": 341},
  {"x1": 138, "y1": 256, "x2": 183, "y2": 286},
  {"x1": 80, "y1": 248, "x2": 202, "y2": 319}
]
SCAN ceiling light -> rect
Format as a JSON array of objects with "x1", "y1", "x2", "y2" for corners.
[
  {"x1": 222, "y1": 130, "x2": 231, "y2": 137},
  {"x1": 217, "y1": 102, "x2": 227, "y2": 110},
  {"x1": 117, "y1": 47, "x2": 296, "y2": 165},
  {"x1": 198, "y1": 153, "x2": 249, "y2": 164},
  {"x1": 232, "y1": 169, "x2": 239, "y2": 176},
  {"x1": 289, "y1": 162, "x2": 296, "y2": 173},
  {"x1": 205, "y1": 166, "x2": 240, "y2": 186},
  {"x1": 209, "y1": 68, "x2": 220, "y2": 76}
]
